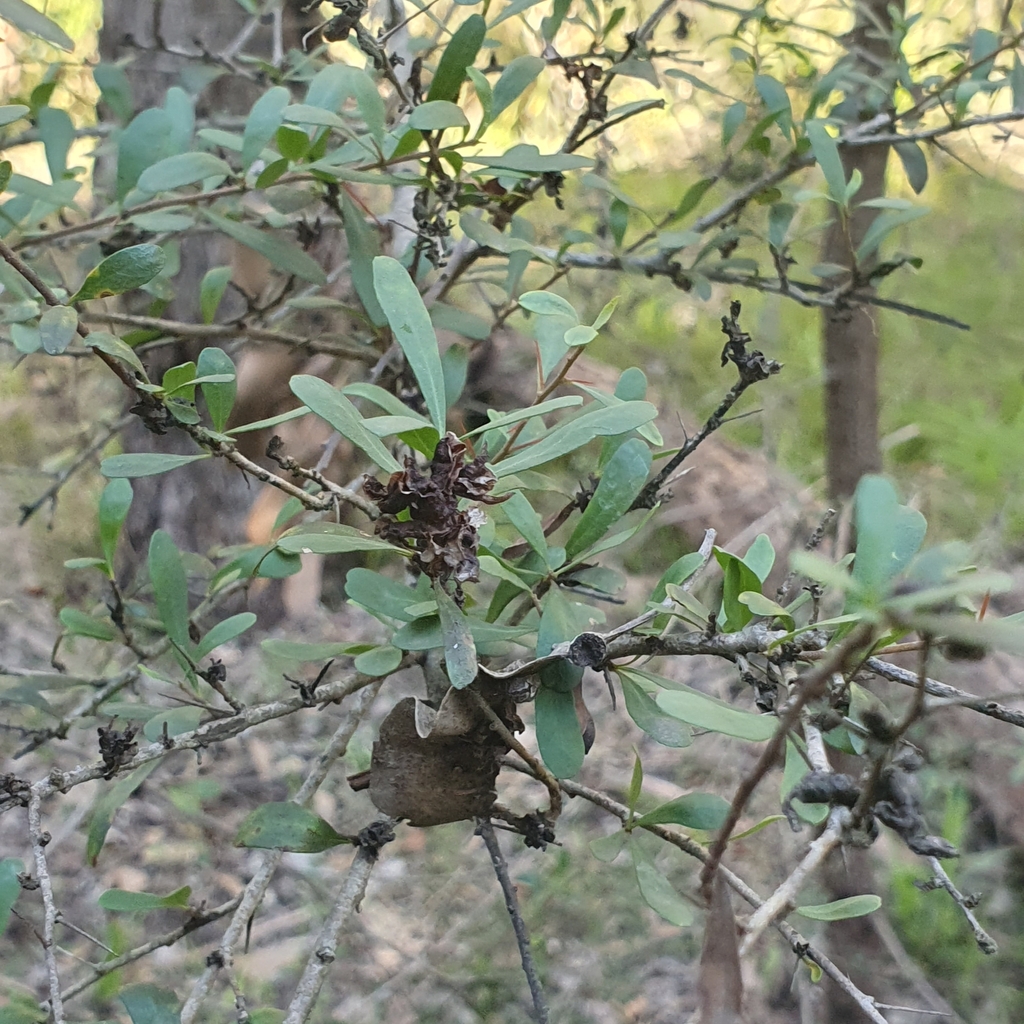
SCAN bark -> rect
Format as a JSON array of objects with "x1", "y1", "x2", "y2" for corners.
[
  {"x1": 821, "y1": 144, "x2": 888, "y2": 500},
  {"x1": 820, "y1": 0, "x2": 898, "y2": 500},
  {"x1": 98, "y1": 0, "x2": 319, "y2": 568}
]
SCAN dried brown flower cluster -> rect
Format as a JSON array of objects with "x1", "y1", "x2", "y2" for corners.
[{"x1": 363, "y1": 433, "x2": 507, "y2": 595}]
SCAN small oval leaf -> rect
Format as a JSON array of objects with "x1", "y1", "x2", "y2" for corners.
[
  {"x1": 72, "y1": 244, "x2": 168, "y2": 303},
  {"x1": 234, "y1": 802, "x2": 352, "y2": 852}
]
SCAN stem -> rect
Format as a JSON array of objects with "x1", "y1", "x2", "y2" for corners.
[{"x1": 476, "y1": 819, "x2": 549, "y2": 1024}]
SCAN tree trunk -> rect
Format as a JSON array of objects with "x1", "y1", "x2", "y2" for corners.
[
  {"x1": 820, "y1": 0, "x2": 899, "y2": 500},
  {"x1": 98, "y1": 0, "x2": 319, "y2": 570},
  {"x1": 821, "y1": 144, "x2": 888, "y2": 500}
]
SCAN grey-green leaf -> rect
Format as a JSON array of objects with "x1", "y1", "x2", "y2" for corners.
[
  {"x1": 99, "y1": 478, "x2": 133, "y2": 570},
  {"x1": 101, "y1": 453, "x2": 211, "y2": 478},
  {"x1": 0, "y1": 0, "x2": 73, "y2": 50},
  {"x1": 434, "y1": 581, "x2": 478, "y2": 688},
  {"x1": 117, "y1": 108, "x2": 173, "y2": 199},
  {"x1": 894, "y1": 141, "x2": 927, "y2": 194},
  {"x1": 58, "y1": 608, "x2": 115, "y2": 641},
  {"x1": 805, "y1": 119, "x2": 846, "y2": 206},
  {"x1": 195, "y1": 613, "x2": 256, "y2": 659},
  {"x1": 353, "y1": 645, "x2": 404, "y2": 677},
  {"x1": 243, "y1": 86, "x2": 290, "y2": 169},
  {"x1": 535, "y1": 684, "x2": 585, "y2": 778},
  {"x1": 633, "y1": 792, "x2": 729, "y2": 831},
  {"x1": 589, "y1": 831, "x2": 627, "y2": 863},
  {"x1": 426, "y1": 14, "x2": 485, "y2": 103},
  {"x1": 620, "y1": 673, "x2": 692, "y2": 748},
  {"x1": 86, "y1": 331, "x2": 145, "y2": 374},
  {"x1": 234, "y1": 802, "x2": 352, "y2": 852},
  {"x1": 0, "y1": 104, "x2": 27, "y2": 127},
  {"x1": 87, "y1": 761, "x2": 162, "y2": 865},
  {"x1": 149, "y1": 530, "x2": 191, "y2": 650},
  {"x1": 851, "y1": 474, "x2": 922, "y2": 601},
  {"x1": 196, "y1": 347, "x2": 236, "y2": 431},
  {"x1": 305, "y1": 63, "x2": 385, "y2": 144},
  {"x1": 340, "y1": 190, "x2": 386, "y2": 326},
  {"x1": 500, "y1": 489, "x2": 550, "y2": 563},
  {"x1": 519, "y1": 290, "x2": 578, "y2": 319},
  {"x1": 119, "y1": 983, "x2": 181, "y2": 1024},
  {"x1": 289, "y1": 374, "x2": 402, "y2": 472},
  {"x1": 463, "y1": 396, "x2": 582, "y2": 438},
  {"x1": 137, "y1": 152, "x2": 232, "y2": 193},
  {"x1": 407, "y1": 101, "x2": 470, "y2": 131},
  {"x1": 72, "y1": 244, "x2": 167, "y2": 303},
  {"x1": 372, "y1": 256, "x2": 447, "y2": 432},
  {"x1": 204, "y1": 211, "x2": 327, "y2": 285},
  {"x1": 98, "y1": 886, "x2": 192, "y2": 912},
  {"x1": 492, "y1": 55, "x2": 546, "y2": 120},
  {"x1": 345, "y1": 567, "x2": 423, "y2": 622},
  {"x1": 566, "y1": 438, "x2": 651, "y2": 559},
  {"x1": 795, "y1": 895, "x2": 882, "y2": 921},
  {"x1": 39, "y1": 304, "x2": 78, "y2": 355},
  {"x1": 0, "y1": 857, "x2": 22, "y2": 935},
  {"x1": 630, "y1": 838, "x2": 694, "y2": 926},
  {"x1": 199, "y1": 265, "x2": 232, "y2": 325},
  {"x1": 276, "y1": 523, "x2": 405, "y2": 556},
  {"x1": 38, "y1": 106, "x2": 73, "y2": 182},
  {"x1": 656, "y1": 687, "x2": 775, "y2": 741},
  {"x1": 493, "y1": 401, "x2": 658, "y2": 478}
]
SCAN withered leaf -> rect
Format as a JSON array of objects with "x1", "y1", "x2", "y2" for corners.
[{"x1": 364, "y1": 432, "x2": 507, "y2": 599}]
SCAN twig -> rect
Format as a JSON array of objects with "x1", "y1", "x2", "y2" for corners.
[
  {"x1": 467, "y1": 689, "x2": 562, "y2": 820},
  {"x1": 737, "y1": 707, "x2": 841, "y2": 953},
  {"x1": 843, "y1": 109, "x2": 1024, "y2": 146},
  {"x1": 179, "y1": 679, "x2": 385, "y2": 1023},
  {"x1": 476, "y1": 819, "x2": 549, "y2": 1024},
  {"x1": 183, "y1": 422, "x2": 380, "y2": 519},
  {"x1": 79, "y1": 311, "x2": 378, "y2": 364},
  {"x1": 776, "y1": 508, "x2": 836, "y2": 604},
  {"x1": 633, "y1": 302, "x2": 780, "y2": 508},
  {"x1": 27, "y1": 792, "x2": 64, "y2": 1023},
  {"x1": 514, "y1": 769, "x2": 890, "y2": 1024},
  {"x1": 6, "y1": 666, "x2": 401, "y2": 816},
  {"x1": 738, "y1": 807, "x2": 844, "y2": 955},
  {"x1": 698, "y1": 625, "x2": 872, "y2": 904},
  {"x1": 282, "y1": 822, "x2": 395, "y2": 1024},
  {"x1": 921, "y1": 858, "x2": 998, "y2": 955},
  {"x1": 862, "y1": 656, "x2": 1024, "y2": 730},
  {"x1": 60, "y1": 896, "x2": 242, "y2": 1003},
  {"x1": 479, "y1": 619, "x2": 827, "y2": 683},
  {"x1": 14, "y1": 668, "x2": 140, "y2": 757},
  {"x1": 519, "y1": 248, "x2": 971, "y2": 331},
  {"x1": 18, "y1": 414, "x2": 133, "y2": 525}
]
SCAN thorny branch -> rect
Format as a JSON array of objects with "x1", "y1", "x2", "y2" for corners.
[
  {"x1": 3, "y1": 665, "x2": 403, "y2": 817},
  {"x1": 28, "y1": 792, "x2": 64, "y2": 1024},
  {"x1": 476, "y1": 818, "x2": 549, "y2": 1024},
  {"x1": 179, "y1": 679, "x2": 385, "y2": 1023},
  {"x1": 282, "y1": 820, "x2": 396, "y2": 1024},
  {"x1": 60, "y1": 896, "x2": 242, "y2": 1004},
  {"x1": 737, "y1": 718, "x2": 843, "y2": 954},
  {"x1": 698, "y1": 625, "x2": 873, "y2": 904},
  {"x1": 79, "y1": 311, "x2": 378, "y2": 364},
  {"x1": 504, "y1": 765, "x2": 891, "y2": 1024},
  {"x1": 634, "y1": 301, "x2": 781, "y2": 508},
  {"x1": 920, "y1": 857, "x2": 998, "y2": 955}
]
